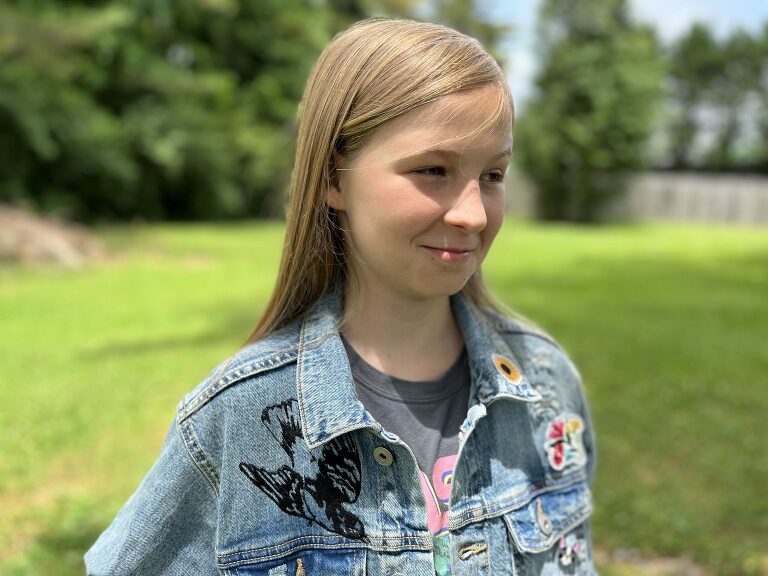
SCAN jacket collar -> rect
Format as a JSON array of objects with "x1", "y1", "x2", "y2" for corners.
[
  {"x1": 450, "y1": 294, "x2": 542, "y2": 405},
  {"x1": 296, "y1": 288, "x2": 541, "y2": 449}
]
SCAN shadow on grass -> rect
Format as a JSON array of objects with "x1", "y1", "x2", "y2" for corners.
[
  {"x1": 79, "y1": 301, "x2": 259, "y2": 358},
  {"x1": 2, "y1": 499, "x2": 104, "y2": 576}
]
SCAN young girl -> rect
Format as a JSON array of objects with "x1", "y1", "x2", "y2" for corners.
[{"x1": 86, "y1": 18, "x2": 596, "y2": 576}]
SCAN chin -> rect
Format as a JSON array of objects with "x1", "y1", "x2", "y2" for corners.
[{"x1": 413, "y1": 276, "x2": 473, "y2": 300}]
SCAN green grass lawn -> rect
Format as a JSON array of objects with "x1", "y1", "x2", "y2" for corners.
[{"x1": 1, "y1": 220, "x2": 766, "y2": 575}]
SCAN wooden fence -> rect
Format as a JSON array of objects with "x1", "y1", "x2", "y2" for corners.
[{"x1": 506, "y1": 171, "x2": 768, "y2": 226}]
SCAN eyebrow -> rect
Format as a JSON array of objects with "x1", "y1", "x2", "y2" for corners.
[{"x1": 399, "y1": 147, "x2": 512, "y2": 163}]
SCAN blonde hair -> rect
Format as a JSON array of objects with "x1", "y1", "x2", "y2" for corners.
[{"x1": 247, "y1": 18, "x2": 514, "y2": 344}]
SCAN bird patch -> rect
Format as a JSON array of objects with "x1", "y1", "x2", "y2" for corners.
[{"x1": 239, "y1": 398, "x2": 366, "y2": 541}]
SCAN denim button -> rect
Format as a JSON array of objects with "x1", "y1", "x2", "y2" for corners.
[
  {"x1": 373, "y1": 447, "x2": 394, "y2": 466},
  {"x1": 537, "y1": 499, "x2": 553, "y2": 535}
]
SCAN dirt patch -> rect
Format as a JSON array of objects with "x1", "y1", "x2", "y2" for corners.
[{"x1": 0, "y1": 205, "x2": 105, "y2": 267}]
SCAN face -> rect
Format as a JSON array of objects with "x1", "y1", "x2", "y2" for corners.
[{"x1": 328, "y1": 87, "x2": 512, "y2": 304}]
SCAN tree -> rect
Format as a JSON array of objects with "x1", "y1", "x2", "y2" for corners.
[
  {"x1": 757, "y1": 24, "x2": 768, "y2": 171},
  {"x1": 0, "y1": 0, "x2": 512, "y2": 221},
  {"x1": 429, "y1": 0, "x2": 510, "y2": 67},
  {"x1": 666, "y1": 23, "x2": 720, "y2": 169},
  {"x1": 514, "y1": 0, "x2": 664, "y2": 222},
  {"x1": 705, "y1": 30, "x2": 762, "y2": 170},
  {"x1": 0, "y1": 0, "x2": 336, "y2": 221}
]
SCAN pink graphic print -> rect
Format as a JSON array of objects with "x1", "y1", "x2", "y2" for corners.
[{"x1": 419, "y1": 455, "x2": 457, "y2": 535}]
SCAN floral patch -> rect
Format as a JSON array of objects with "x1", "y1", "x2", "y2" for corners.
[{"x1": 544, "y1": 414, "x2": 586, "y2": 471}]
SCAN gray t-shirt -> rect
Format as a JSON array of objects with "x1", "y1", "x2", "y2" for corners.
[{"x1": 341, "y1": 337, "x2": 470, "y2": 482}]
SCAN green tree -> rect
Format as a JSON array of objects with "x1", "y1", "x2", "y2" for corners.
[
  {"x1": 705, "y1": 30, "x2": 762, "y2": 170},
  {"x1": 666, "y1": 23, "x2": 720, "y2": 169},
  {"x1": 0, "y1": 0, "x2": 335, "y2": 221},
  {"x1": 0, "y1": 0, "x2": 512, "y2": 221},
  {"x1": 429, "y1": 0, "x2": 510, "y2": 67},
  {"x1": 514, "y1": 0, "x2": 664, "y2": 222},
  {"x1": 0, "y1": 4, "x2": 139, "y2": 216},
  {"x1": 758, "y1": 23, "x2": 768, "y2": 171}
]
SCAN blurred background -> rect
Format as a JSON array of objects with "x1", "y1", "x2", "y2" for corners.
[{"x1": 1, "y1": 1, "x2": 766, "y2": 575}]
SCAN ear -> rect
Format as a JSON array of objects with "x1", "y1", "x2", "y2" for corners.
[{"x1": 325, "y1": 151, "x2": 346, "y2": 211}]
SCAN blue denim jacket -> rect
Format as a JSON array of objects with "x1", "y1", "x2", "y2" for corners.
[{"x1": 86, "y1": 289, "x2": 597, "y2": 575}]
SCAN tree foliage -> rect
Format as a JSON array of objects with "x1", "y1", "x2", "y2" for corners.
[
  {"x1": 0, "y1": 0, "x2": 504, "y2": 221},
  {"x1": 514, "y1": 0, "x2": 664, "y2": 222},
  {"x1": 0, "y1": 1, "x2": 336, "y2": 220},
  {"x1": 666, "y1": 24, "x2": 768, "y2": 171}
]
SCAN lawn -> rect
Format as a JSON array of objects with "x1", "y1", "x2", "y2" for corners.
[{"x1": 1, "y1": 220, "x2": 766, "y2": 575}]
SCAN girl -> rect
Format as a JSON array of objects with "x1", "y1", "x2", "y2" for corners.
[{"x1": 86, "y1": 18, "x2": 597, "y2": 576}]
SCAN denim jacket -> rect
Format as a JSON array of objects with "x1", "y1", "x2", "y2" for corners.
[{"x1": 86, "y1": 289, "x2": 597, "y2": 575}]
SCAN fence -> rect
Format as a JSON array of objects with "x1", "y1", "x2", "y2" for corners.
[{"x1": 506, "y1": 170, "x2": 768, "y2": 226}]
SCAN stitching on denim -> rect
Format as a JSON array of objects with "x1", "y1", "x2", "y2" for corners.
[
  {"x1": 501, "y1": 483, "x2": 593, "y2": 553},
  {"x1": 449, "y1": 475, "x2": 561, "y2": 523},
  {"x1": 179, "y1": 327, "x2": 336, "y2": 423},
  {"x1": 505, "y1": 507, "x2": 593, "y2": 554},
  {"x1": 485, "y1": 309, "x2": 560, "y2": 348},
  {"x1": 219, "y1": 533, "x2": 431, "y2": 557},
  {"x1": 359, "y1": 546, "x2": 367, "y2": 574},
  {"x1": 216, "y1": 537, "x2": 432, "y2": 567},
  {"x1": 448, "y1": 474, "x2": 589, "y2": 530},
  {"x1": 178, "y1": 418, "x2": 220, "y2": 496},
  {"x1": 504, "y1": 329, "x2": 562, "y2": 351},
  {"x1": 179, "y1": 349, "x2": 299, "y2": 421}
]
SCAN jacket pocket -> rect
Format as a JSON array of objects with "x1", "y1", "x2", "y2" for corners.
[
  {"x1": 503, "y1": 481, "x2": 596, "y2": 575},
  {"x1": 219, "y1": 548, "x2": 366, "y2": 576}
]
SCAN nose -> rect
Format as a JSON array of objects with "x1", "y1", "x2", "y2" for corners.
[{"x1": 443, "y1": 179, "x2": 487, "y2": 233}]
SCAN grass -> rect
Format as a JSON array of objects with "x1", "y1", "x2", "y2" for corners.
[{"x1": 1, "y1": 219, "x2": 767, "y2": 575}]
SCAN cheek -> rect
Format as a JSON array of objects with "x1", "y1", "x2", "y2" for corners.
[{"x1": 482, "y1": 193, "x2": 505, "y2": 246}]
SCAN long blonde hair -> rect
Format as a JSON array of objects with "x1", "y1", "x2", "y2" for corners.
[{"x1": 247, "y1": 18, "x2": 514, "y2": 344}]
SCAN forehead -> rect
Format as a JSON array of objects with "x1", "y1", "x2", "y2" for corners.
[{"x1": 360, "y1": 87, "x2": 512, "y2": 160}]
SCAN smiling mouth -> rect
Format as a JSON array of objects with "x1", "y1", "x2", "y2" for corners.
[{"x1": 421, "y1": 245, "x2": 476, "y2": 263}]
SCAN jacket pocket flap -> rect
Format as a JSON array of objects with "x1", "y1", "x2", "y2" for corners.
[{"x1": 503, "y1": 481, "x2": 592, "y2": 553}]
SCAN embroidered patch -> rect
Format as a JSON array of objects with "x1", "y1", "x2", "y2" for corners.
[
  {"x1": 240, "y1": 398, "x2": 366, "y2": 541},
  {"x1": 558, "y1": 533, "x2": 587, "y2": 566},
  {"x1": 492, "y1": 353, "x2": 522, "y2": 384},
  {"x1": 544, "y1": 414, "x2": 587, "y2": 471}
]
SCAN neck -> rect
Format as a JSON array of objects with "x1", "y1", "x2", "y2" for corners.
[{"x1": 341, "y1": 280, "x2": 465, "y2": 381}]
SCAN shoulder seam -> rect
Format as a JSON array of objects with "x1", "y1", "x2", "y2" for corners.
[
  {"x1": 178, "y1": 348, "x2": 299, "y2": 422},
  {"x1": 177, "y1": 417, "x2": 220, "y2": 496},
  {"x1": 481, "y1": 308, "x2": 558, "y2": 345},
  {"x1": 500, "y1": 328, "x2": 561, "y2": 351}
]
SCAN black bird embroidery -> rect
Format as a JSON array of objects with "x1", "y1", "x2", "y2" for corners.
[{"x1": 239, "y1": 398, "x2": 366, "y2": 541}]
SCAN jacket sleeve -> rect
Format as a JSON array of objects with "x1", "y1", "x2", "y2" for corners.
[
  {"x1": 565, "y1": 355, "x2": 597, "y2": 488},
  {"x1": 85, "y1": 418, "x2": 219, "y2": 575},
  {"x1": 577, "y1": 373, "x2": 598, "y2": 487}
]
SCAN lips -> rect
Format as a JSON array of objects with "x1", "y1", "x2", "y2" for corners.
[
  {"x1": 421, "y1": 245, "x2": 476, "y2": 263},
  {"x1": 421, "y1": 244, "x2": 476, "y2": 253},
  {"x1": 422, "y1": 244, "x2": 476, "y2": 254}
]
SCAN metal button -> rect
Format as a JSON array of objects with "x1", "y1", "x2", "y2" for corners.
[
  {"x1": 373, "y1": 446, "x2": 394, "y2": 466},
  {"x1": 537, "y1": 499, "x2": 553, "y2": 535}
]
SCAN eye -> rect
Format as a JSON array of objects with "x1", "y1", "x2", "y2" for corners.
[
  {"x1": 414, "y1": 166, "x2": 446, "y2": 177},
  {"x1": 481, "y1": 170, "x2": 505, "y2": 184}
]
